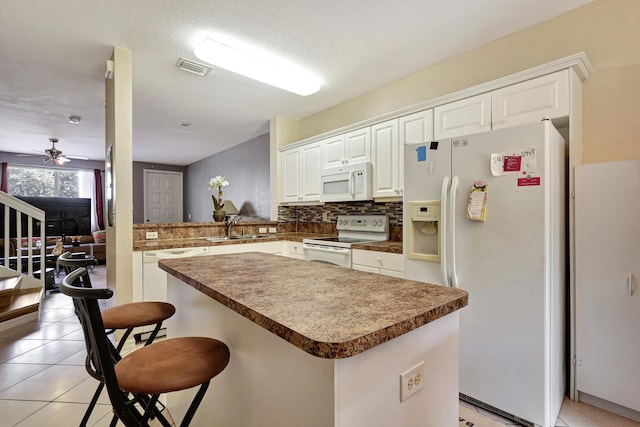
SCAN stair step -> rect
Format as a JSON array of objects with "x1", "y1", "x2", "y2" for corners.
[
  {"x1": 0, "y1": 288, "x2": 41, "y2": 323},
  {"x1": 0, "y1": 276, "x2": 21, "y2": 308}
]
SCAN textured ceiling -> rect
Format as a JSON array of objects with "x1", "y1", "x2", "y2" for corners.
[{"x1": 0, "y1": 0, "x2": 593, "y2": 166}]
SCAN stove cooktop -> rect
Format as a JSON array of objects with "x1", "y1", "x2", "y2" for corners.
[{"x1": 307, "y1": 236, "x2": 376, "y2": 244}]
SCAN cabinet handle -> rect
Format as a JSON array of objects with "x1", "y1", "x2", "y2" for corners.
[{"x1": 628, "y1": 273, "x2": 634, "y2": 296}]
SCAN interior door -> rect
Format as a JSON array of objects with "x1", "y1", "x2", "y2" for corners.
[
  {"x1": 575, "y1": 160, "x2": 640, "y2": 412},
  {"x1": 143, "y1": 170, "x2": 183, "y2": 223}
]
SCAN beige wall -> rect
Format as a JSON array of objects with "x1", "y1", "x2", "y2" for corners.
[
  {"x1": 105, "y1": 46, "x2": 134, "y2": 308},
  {"x1": 291, "y1": 0, "x2": 639, "y2": 165}
]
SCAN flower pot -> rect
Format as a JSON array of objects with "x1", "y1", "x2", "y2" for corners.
[{"x1": 213, "y1": 210, "x2": 226, "y2": 222}]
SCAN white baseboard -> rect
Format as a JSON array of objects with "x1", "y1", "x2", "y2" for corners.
[{"x1": 578, "y1": 391, "x2": 640, "y2": 423}]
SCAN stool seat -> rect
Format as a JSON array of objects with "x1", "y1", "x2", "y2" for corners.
[
  {"x1": 102, "y1": 302, "x2": 176, "y2": 330},
  {"x1": 116, "y1": 337, "x2": 230, "y2": 395}
]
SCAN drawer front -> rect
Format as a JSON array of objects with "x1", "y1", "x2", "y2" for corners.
[{"x1": 352, "y1": 249, "x2": 403, "y2": 272}]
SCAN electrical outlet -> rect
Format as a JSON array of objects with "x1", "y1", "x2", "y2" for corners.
[
  {"x1": 145, "y1": 231, "x2": 158, "y2": 239},
  {"x1": 259, "y1": 227, "x2": 267, "y2": 234},
  {"x1": 322, "y1": 212, "x2": 328, "y2": 222},
  {"x1": 400, "y1": 361, "x2": 424, "y2": 402},
  {"x1": 268, "y1": 227, "x2": 277, "y2": 233}
]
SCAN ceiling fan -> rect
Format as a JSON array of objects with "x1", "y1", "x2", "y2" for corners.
[{"x1": 18, "y1": 137, "x2": 88, "y2": 165}]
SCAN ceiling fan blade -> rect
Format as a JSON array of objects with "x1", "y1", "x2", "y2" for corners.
[
  {"x1": 16, "y1": 153, "x2": 43, "y2": 157},
  {"x1": 66, "y1": 155, "x2": 89, "y2": 160}
]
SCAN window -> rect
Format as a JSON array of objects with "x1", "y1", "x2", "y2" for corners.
[
  {"x1": 8, "y1": 165, "x2": 98, "y2": 230},
  {"x1": 7, "y1": 165, "x2": 91, "y2": 197}
]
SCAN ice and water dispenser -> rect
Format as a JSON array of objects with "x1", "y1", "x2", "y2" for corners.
[{"x1": 406, "y1": 201, "x2": 441, "y2": 262}]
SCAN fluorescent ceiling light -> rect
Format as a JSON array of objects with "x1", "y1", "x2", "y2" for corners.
[{"x1": 194, "y1": 38, "x2": 321, "y2": 96}]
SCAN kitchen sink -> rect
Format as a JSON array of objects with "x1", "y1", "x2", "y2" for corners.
[
  {"x1": 201, "y1": 235, "x2": 271, "y2": 242},
  {"x1": 200, "y1": 236, "x2": 231, "y2": 242},
  {"x1": 229, "y1": 235, "x2": 272, "y2": 240}
]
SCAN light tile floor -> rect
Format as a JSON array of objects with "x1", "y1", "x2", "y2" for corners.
[{"x1": 0, "y1": 265, "x2": 638, "y2": 426}]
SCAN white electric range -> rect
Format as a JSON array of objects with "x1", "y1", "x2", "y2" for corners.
[{"x1": 302, "y1": 215, "x2": 389, "y2": 267}]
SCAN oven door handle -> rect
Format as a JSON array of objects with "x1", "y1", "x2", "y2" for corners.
[{"x1": 303, "y1": 244, "x2": 351, "y2": 255}]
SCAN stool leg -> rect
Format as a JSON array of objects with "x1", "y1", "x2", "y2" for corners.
[
  {"x1": 143, "y1": 322, "x2": 164, "y2": 346},
  {"x1": 140, "y1": 394, "x2": 161, "y2": 425},
  {"x1": 115, "y1": 328, "x2": 134, "y2": 352},
  {"x1": 79, "y1": 382, "x2": 105, "y2": 426},
  {"x1": 179, "y1": 380, "x2": 210, "y2": 427}
]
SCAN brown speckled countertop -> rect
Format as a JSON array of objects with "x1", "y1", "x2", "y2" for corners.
[
  {"x1": 159, "y1": 252, "x2": 467, "y2": 359},
  {"x1": 134, "y1": 232, "x2": 402, "y2": 253}
]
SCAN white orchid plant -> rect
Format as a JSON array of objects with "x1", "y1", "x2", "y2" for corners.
[{"x1": 209, "y1": 175, "x2": 229, "y2": 211}]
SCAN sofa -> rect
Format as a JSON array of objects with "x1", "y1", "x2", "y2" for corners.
[{"x1": 8, "y1": 230, "x2": 106, "y2": 264}]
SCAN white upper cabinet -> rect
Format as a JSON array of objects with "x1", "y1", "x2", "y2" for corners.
[
  {"x1": 281, "y1": 142, "x2": 321, "y2": 203},
  {"x1": 434, "y1": 93, "x2": 492, "y2": 139},
  {"x1": 399, "y1": 109, "x2": 433, "y2": 145},
  {"x1": 492, "y1": 70, "x2": 569, "y2": 129},
  {"x1": 321, "y1": 128, "x2": 370, "y2": 169},
  {"x1": 281, "y1": 148, "x2": 301, "y2": 203},
  {"x1": 320, "y1": 134, "x2": 346, "y2": 169},
  {"x1": 371, "y1": 119, "x2": 402, "y2": 199}
]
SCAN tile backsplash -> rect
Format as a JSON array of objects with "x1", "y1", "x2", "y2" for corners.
[
  {"x1": 278, "y1": 201, "x2": 403, "y2": 240},
  {"x1": 278, "y1": 201, "x2": 402, "y2": 224}
]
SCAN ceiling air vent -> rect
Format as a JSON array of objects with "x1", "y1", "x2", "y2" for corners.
[{"x1": 176, "y1": 57, "x2": 213, "y2": 76}]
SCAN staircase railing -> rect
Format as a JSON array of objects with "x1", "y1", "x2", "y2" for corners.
[{"x1": 1, "y1": 191, "x2": 45, "y2": 289}]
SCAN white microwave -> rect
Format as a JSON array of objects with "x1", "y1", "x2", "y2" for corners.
[{"x1": 320, "y1": 162, "x2": 372, "y2": 202}]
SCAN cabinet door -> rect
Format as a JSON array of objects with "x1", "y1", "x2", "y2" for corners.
[
  {"x1": 371, "y1": 119, "x2": 401, "y2": 198},
  {"x1": 285, "y1": 241, "x2": 304, "y2": 259},
  {"x1": 434, "y1": 93, "x2": 491, "y2": 139},
  {"x1": 492, "y1": 70, "x2": 569, "y2": 129},
  {"x1": 300, "y1": 143, "x2": 321, "y2": 200},
  {"x1": 344, "y1": 127, "x2": 371, "y2": 164},
  {"x1": 575, "y1": 160, "x2": 640, "y2": 412},
  {"x1": 281, "y1": 148, "x2": 301, "y2": 202},
  {"x1": 399, "y1": 110, "x2": 433, "y2": 145},
  {"x1": 321, "y1": 134, "x2": 346, "y2": 169}
]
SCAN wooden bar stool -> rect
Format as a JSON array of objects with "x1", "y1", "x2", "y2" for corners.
[
  {"x1": 58, "y1": 252, "x2": 176, "y2": 425},
  {"x1": 61, "y1": 267, "x2": 230, "y2": 427}
]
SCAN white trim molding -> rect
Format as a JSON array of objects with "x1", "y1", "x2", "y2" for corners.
[{"x1": 281, "y1": 52, "x2": 592, "y2": 151}]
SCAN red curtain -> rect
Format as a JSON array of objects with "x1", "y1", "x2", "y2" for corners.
[
  {"x1": 94, "y1": 169, "x2": 104, "y2": 230},
  {"x1": 0, "y1": 162, "x2": 8, "y2": 193}
]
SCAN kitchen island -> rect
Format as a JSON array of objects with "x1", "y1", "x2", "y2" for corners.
[{"x1": 160, "y1": 252, "x2": 467, "y2": 427}]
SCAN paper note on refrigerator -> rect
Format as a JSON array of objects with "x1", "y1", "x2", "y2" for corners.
[
  {"x1": 491, "y1": 147, "x2": 538, "y2": 176},
  {"x1": 467, "y1": 181, "x2": 488, "y2": 222}
]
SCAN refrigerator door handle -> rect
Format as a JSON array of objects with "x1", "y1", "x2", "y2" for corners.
[
  {"x1": 450, "y1": 176, "x2": 460, "y2": 288},
  {"x1": 440, "y1": 176, "x2": 450, "y2": 286}
]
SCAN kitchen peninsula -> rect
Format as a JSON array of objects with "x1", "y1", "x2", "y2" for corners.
[{"x1": 160, "y1": 252, "x2": 467, "y2": 427}]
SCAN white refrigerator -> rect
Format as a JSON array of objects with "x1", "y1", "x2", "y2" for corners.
[{"x1": 403, "y1": 121, "x2": 566, "y2": 427}]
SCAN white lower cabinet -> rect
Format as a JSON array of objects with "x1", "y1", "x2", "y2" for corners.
[
  {"x1": 352, "y1": 249, "x2": 403, "y2": 278},
  {"x1": 208, "y1": 241, "x2": 284, "y2": 255},
  {"x1": 284, "y1": 241, "x2": 305, "y2": 259},
  {"x1": 134, "y1": 242, "x2": 284, "y2": 307}
]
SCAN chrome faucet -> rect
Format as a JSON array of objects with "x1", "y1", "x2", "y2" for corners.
[{"x1": 227, "y1": 215, "x2": 242, "y2": 237}]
